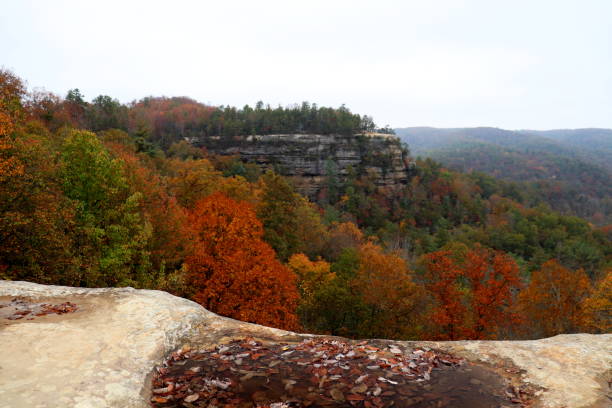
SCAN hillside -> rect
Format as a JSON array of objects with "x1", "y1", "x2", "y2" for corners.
[
  {"x1": 395, "y1": 127, "x2": 612, "y2": 170},
  {"x1": 2, "y1": 68, "x2": 610, "y2": 346},
  {"x1": 524, "y1": 128, "x2": 612, "y2": 170},
  {"x1": 395, "y1": 127, "x2": 612, "y2": 224}
]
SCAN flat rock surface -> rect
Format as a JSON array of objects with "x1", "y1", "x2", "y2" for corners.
[
  {"x1": 421, "y1": 336, "x2": 612, "y2": 408},
  {"x1": 0, "y1": 282, "x2": 214, "y2": 408},
  {"x1": 0, "y1": 281, "x2": 610, "y2": 408}
]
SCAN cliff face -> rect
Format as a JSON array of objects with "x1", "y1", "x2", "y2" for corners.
[
  {"x1": 1, "y1": 281, "x2": 610, "y2": 408},
  {"x1": 194, "y1": 133, "x2": 411, "y2": 198}
]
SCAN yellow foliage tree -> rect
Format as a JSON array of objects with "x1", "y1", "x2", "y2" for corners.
[
  {"x1": 581, "y1": 268, "x2": 611, "y2": 333},
  {"x1": 352, "y1": 242, "x2": 425, "y2": 339},
  {"x1": 287, "y1": 253, "x2": 334, "y2": 303}
]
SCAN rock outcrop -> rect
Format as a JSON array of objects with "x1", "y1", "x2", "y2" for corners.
[
  {"x1": 1, "y1": 280, "x2": 610, "y2": 408},
  {"x1": 195, "y1": 133, "x2": 411, "y2": 198}
]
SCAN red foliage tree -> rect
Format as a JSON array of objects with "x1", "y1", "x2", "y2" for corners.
[
  {"x1": 422, "y1": 246, "x2": 522, "y2": 340},
  {"x1": 185, "y1": 192, "x2": 299, "y2": 330},
  {"x1": 421, "y1": 250, "x2": 466, "y2": 340}
]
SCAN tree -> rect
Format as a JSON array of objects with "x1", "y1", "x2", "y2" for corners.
[
  {"x1": 303, "y1": 248, "x2": 367, "y2": 337},
  {"x1": 518, "y1": 259, "x2": 591, "y2": 338},
  {"x1": 461, "y1": 248, "x2": 522, "y2": 339},
  {"x1": 0, "y1": 69, "x2": 26, "y2": 136},
  {"x1": 167, "y1": 140, "x2": 204, "y2": 160},
  {"x1": 325, "y1": 221, "x2": 364, "y2": 260},
  {"x1": 287, "y1": 253, "x2": 334, "y2": 327},
  {"x1": 257, "y1": 171, "x2": 302, "y2": 260},
  {"x1": 0, "y1": 71, "x2": 79, "y2": 285},
  {"x1": 64, "y1": 88, "x2": 87, "y2": 127},
  {"x1": 421, "y1": 246, "x2": 522, "y2": 340},
  {"x1": 288, "y1": 253, "x2": 333, "y2": 301},
  {"x1": 0, "y1": 127, "x2": 79, "y2": 285},
  {"x1": 60, "y1": 130, "x2": 152, "y2": 287},
  {"x1": 581, "y1": 268, "x2": 612, "y2": 333},
  {"x1": 0, "y1": 69, "x2": 25, "y2": 179},
  {"x1": 323, "y1": 159, "x2": 341, "y2": 205},
  {"x1": 86, "y1": 95, "x2": 128, "y2": 131},
  {"x1": 104, "y1": 136, "x2": 191, "y2": 275},
  {"x1": 352, "y1": 242, "x2": 425, "y2": 339},
  {"x1": 420, "y1": 250, "x2": 466, "y2": 340},
  {"x1": 166, "y1": 158, "x2": 256, "y2": 209},
  {"x1": 186, "y1": 192, "x2": 299, "y2": 330}
]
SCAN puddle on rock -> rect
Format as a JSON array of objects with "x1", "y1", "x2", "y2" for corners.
[{"x1": 151, "y1": 337, "x2": 531, "y2": 407}]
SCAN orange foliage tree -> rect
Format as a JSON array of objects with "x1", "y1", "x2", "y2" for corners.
[
  {"x1": 422, "y1": 246, "x2": 522, "y2": 340},
  {"x1": 581, "y1": 268, "x2": 611, "y2": 333},
  {"x1": 352, "y1": 242, "x2": 425, "y2": 339},
  {"x1": 186, "y1": 192, "x2": 299, "y2": 330},
  {"x1": 519, "y1": 259, "x2": 591, "y2": 337}
]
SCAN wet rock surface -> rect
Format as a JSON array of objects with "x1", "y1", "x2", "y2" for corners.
[
  {"x1": 0, "y1": 281, "x2": 610, "y2": 408},
  {"x1": 150, "y1": 338, "x2": 532, "y2": 408},
  {"x1": 0, "y1": 297, "x2": 78, "y2": 321}
]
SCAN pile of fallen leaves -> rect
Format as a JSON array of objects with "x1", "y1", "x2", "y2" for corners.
[
  {"x1": 150, "y1": 337, "x2": 530, "y2": 407},
  {"x1": 0, "y1": 298, "x2": 78, "y2": 320}
]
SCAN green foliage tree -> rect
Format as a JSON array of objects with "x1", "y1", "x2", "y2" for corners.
[
  {"x1": 59, "y1": 130, "x2": 152, "y2": 287},
  {"x1": 257, "y1": 171, "x2": 302, "y2": 260}
]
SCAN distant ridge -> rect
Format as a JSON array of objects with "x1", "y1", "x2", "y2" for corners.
[
  {"x1": 394, "y1": 126, "x2": 612, "y2": 224},
  {"x1": 395, "y1": 126, "x2": 612, "y2": 171}
]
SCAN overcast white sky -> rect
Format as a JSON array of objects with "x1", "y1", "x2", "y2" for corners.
[{"x1": 1, "y1": 0, "x2": 611, "y2": 129}]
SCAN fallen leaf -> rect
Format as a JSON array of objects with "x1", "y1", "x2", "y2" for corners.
[
  {"x1": 151, "y1": 396, "x2": 168, "y2": 403},
  {"x1": 330, "y1": 388, "x2": 345, "y2": 402},
  {"x1": 184, "y1": 393, "x2": 199, "y2": 402}
]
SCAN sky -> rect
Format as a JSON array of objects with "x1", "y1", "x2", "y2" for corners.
[{"x1": 1, "y1": 0, "x2": 611, "y2": 129}]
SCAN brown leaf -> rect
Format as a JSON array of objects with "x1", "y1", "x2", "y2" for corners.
[
  {"x1": 350, "y1": 383, "x2": 368, "y2": 394},
  {"x1": 330, "y1": 388, "x2": 345, "y2": 402}
]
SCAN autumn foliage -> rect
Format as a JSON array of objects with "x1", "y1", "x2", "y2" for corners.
[
  {"x1": 421, "y1": 246, "x2": 522, "y2": 340},
  {"x1": 185, "y1": 192, "x2": 300, "y2": 330},
  {"x1": 352, "y1": 242, "x2": 425, "y2": 339},
  {"x1": 1, "y1": 68, "x2": 610, "y2": 339},
  {"x1": 518, "y1": 260, "x2": 591, "y2": 337},
  {"x1": 581, "y1": 268, "x2": 612, "y2": 333},
  {"x1": 0, "y1": 69, "x2": 25, "y2": 180}
]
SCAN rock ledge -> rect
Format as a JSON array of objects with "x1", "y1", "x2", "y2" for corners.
[{"x1": 0, "y1": 281, "x2": 609, "y2": 408}]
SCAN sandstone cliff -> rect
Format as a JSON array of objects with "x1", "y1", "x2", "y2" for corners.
[
  {"x1": 194, "y1": 133, "x2": 411, "y2": 198},
  {"x1": 0, "y1": 281, "x2": 610, "y2": 408}
]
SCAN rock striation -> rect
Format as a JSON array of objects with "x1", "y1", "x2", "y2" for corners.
[
  {"x1": 0, "y1": 280, "x2": 610, "y2": 408},
  {"x1": 194, "y1": 133, "x2": 411, "y2": 198}
]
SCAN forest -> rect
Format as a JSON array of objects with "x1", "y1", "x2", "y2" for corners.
[
  {"x1": 1, "y1": 69, "x2": 610, "y2": 341},
  {"x1": 52, "y1": 90, "x2": 385, "y2": 149},
  {"x1": 396, "y1": 127, "x2": 612, "y2": 225}
]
